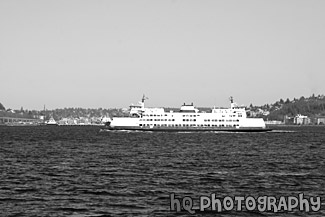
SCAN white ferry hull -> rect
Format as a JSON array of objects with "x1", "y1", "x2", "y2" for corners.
[{"x1": 105, "y1": 125, "x2": 271, "y2": 132}]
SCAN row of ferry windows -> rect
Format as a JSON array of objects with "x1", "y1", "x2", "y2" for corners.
[
  {"x1": 204, "y1": 119, "x2": 240, "y2": 122},
  {"x1": 139, "y1": 124, "x2": 240, "y2": 127},
  {"x1": 228, "y1": 114, "x2": 243, "y2": 117},
  {"x1": 140, "y1": 119, "x2": 240, "y2": 122},
  {"x1": 182, "y1": 114, "x2": 199, "y2": 117},
  {"x1": 142, "y1": 114, "x2": 242, "y2": 118},
  {"x1": 143, "y1": 114, "x2": 168, "y2": 117},
  {"x1": 184, "y1": 119, "x2": 240, "y2": 122},
  {"x1": 182, "y1": 114, "x2": 241, "y2": 117}
]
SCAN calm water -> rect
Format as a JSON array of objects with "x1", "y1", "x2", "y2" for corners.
[{"x1": 0, "y1": 126, "x2": 324, "y2": 216}]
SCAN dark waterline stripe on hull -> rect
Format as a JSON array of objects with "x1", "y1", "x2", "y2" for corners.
[{"x1": 104, "y1": 126, "x2": 272, "y2": 132}]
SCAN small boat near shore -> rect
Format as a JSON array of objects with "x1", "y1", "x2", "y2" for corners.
[
  {"x1": 46, "y1": 117, "x2": 58, "y2": 126},
  {"x1": 104, "y1": 96, "x2": 271, "y2": 132}
]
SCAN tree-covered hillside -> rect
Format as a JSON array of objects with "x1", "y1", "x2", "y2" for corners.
[{"x1": 251, "y1": 94, "x2": 325, "y2": 121}]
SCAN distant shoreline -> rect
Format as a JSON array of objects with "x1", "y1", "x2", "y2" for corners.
[{"x1": 266, "y1": 124, "x2": 325, "y2": 127}]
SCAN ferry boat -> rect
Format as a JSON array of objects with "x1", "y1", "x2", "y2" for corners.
[{"x1": 105, "y1": 96, "x2": 271, "y2": 132}]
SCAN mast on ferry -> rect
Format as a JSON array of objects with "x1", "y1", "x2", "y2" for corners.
[
  {"x1": 140, "y1": 94, "x2": 148, "y2": 108},
  {"x1": 229, "y1": 96, "x2": 235, "y2": 109},
  {"x1": 142, "y1": 94, "x2": 148, "y2": 103}
]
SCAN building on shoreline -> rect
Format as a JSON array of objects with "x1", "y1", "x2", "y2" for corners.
[
  {"x1": 316, "y1": 117, "x2": 325, "y2": 125},
  {"x1": 265, "y1": 120, "x2": 284, "y2": 125},
  {"x1": 294, "y1": 114, "x2": 311, "y2": 125}
]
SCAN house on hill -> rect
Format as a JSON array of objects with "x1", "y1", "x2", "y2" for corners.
[{"x1": 294, "y1": 114, "x2": 311, "y2": 125}]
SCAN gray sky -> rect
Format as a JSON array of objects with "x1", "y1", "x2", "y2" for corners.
[{"x1": 1, "y1": 0, "x2": 325, "y2": 110}]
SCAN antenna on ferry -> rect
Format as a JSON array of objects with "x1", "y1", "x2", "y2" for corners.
[
  {"x1": 229, "y1": 96, "x2": 235, "y2": 109},
  {"x1": 142, "y1": 94, "x2": 149, "y2": 103}
]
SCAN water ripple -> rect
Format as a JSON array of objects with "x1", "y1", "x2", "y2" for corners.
[{"x1": 0, "y1": 125, "x2": 324, "y2": 216}]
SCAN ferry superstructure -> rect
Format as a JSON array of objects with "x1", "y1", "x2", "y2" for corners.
[{"x1": 105, "y1": 96, "x2": 271, "y2": 132}]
